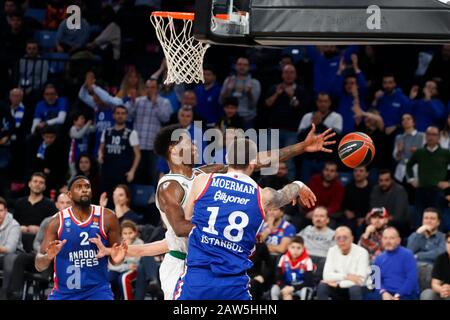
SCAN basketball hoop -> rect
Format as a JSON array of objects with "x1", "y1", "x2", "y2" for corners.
[{"x1": 151, "y1": 12, "x2": 210, "y2": 84}]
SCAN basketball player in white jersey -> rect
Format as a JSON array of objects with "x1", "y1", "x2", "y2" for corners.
[{"x1": 91, "y1": 123, "x2": 335, "y2": 299}]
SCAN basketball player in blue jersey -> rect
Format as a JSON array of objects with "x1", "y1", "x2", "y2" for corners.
[
  {"x1": 174, "y1": 138, "x2": 320, "y2": 300},
  {"x1": 35, "y1": 176, "x2": 127, "y2": 300},
  {"x1": 91, "y1": 124, "x2": 335, "y2": 299}
]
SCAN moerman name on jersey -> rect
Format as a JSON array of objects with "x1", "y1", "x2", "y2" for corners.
[
  {"x1": 68, "y1": 249, "x2": 100, "y2": 268},
  {"x1": 201, "y1": 235, "x2": 244, "y2": 253},
  {"x1": 210, "y1": 178, "x2": 256, "y2": 195}
]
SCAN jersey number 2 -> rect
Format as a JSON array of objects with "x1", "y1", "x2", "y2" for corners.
[
  {"x1": 80, "y1": 232, "x2": 90, "y2": 246},
  {"x1": 202, "y1": 207, "x2": 249, "y2": 242}
]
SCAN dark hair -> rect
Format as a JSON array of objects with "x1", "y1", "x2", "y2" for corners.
[
  {"x1": 41, "y1": 125, "x2": 57, "y2": 135},
  {"x1": 31, "y1": 172, "x2": 47, "y2": 182},
  {"x1": 121, "y1": 220, "x2": 138, "y2": 233},
  {"x1": 402, "y1": 113, "x2": 416, "y2": 125},
  {"x1": 154, "y1": 124, "x2": 183, "y2": 160},
  {"x1": 113, "y1": 105, "x2": 128, "y2": 113},
  {"x1": 423, "y1": 207, "x2": 441, "y2": 220},
  {"x1": 382, "y1": 73, "x2": 396, "y2": 80},
  {"x1": 10, "y1": 10, "x2": 23, "y2": 19},
  {"x1": 446, "y1": 232, "x2": 450, "y2": 240},
  {"x1": 114, "y1": 184, "x2": 131, "y2": 207},
  {"x1": 0, "y1": 196, "x2": 8, "y2": 209},
  {"x1": 378, "y1": 169, "x2": 392, "y2": 178},
  {"x1": 68, "y1": 175, "x2": 90, "y2": 191},
  {"x1": 76, "y1": 153, "x2": 99, "y2": 177},
  {"x1": 223, "y1": 97, "x2": 239, "y2": 108},
  {"x1": 43, "y1": 83, "x2": 57, "y2": 93},
  {"x1": 290, "y1": 236, "x2": 305, "y2": 246},
  {"x1": 101, "y1": 5, "x2": 116, "y2": 25},
  {"x1": 72, "y1": 110, "x2": 85, "y2": 122},
  {"x1": 316, "y1": 92, "x2": 331, "y2": 100},
  {"x1": 26, "y1": 39, "x2": 38, "y2": 46},
  {"x1": 203, "y1": 64, "x2": 216, "y2": 74},
  {"x1": 324, "y1": 161, "x2": 338, "y2": 169}
]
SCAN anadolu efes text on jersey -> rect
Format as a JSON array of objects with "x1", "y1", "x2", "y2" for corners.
[
  {"x1": 49, "y1": 205, "x2": 109, "y2": 296},
  {"x1": 187, "y1": 172, "x2": 265, "y2": 276}
]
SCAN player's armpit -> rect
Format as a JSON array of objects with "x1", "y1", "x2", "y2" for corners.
[
  {"x1": 127, "y1": 239, "x2": 169, "y2": 257},
  {"x1": 158, "y1": 181, "x2": 194, "y2": 237}
]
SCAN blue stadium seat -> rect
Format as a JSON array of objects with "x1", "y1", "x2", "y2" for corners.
[
  {"x1": 338, "y1": 171, "x2": 353, "y2": 186},
  {"x1": 25, "y1": 8, "x2": 46, "y2": 24},
  {"x1": 130, "y1": 184, "x2": 155, "y2": 208},
  {"x1": 43, "y1": 52, "x2": 70, "y2": 74},
  {"x1": 34, "y1": 30, "x2": 57, "y2": 49}
]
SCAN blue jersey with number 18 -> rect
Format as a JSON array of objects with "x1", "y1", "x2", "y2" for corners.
[{"x1": 187, "y1": 172, "x2": 265, "y2": 276}]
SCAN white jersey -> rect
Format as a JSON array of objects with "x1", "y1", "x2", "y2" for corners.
[{"x1": 155, "y1": 172, "x2": 195, "y2": 253}]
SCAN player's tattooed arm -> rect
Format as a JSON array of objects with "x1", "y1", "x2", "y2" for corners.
[
  {"x1": 256, "y1": 124, "x2": 336, "y2": 170},
  {"x1": 262, "y1": 181, "x2": 317, "y2": 210},
  {"x1": 158, "y1": 181, "x2": 194, "y2": 237},
  {"x1": 35, "y1": 215, "x2": 65, "y2": 272}
]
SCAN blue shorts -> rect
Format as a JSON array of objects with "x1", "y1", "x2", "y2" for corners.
[
  {"x1": 174, "y1": 267, "x2": 251, "y2": 300},
  {"x1": 48, "y1": 284, "x2": 114, "y2": 300}
]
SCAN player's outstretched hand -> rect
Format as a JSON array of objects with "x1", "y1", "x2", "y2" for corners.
[
  {"x1": 303, "y1": 124, "x2": 336, "y2": 154},
  {"x1": 111, "y1": 241, "x2": 128, "y2": 265},
  {"x1": 298, "y1": 184, "x2": 317, "y2": 209},
  {"x1": 90, "y1": 234, "x2": 109, "y2": 259},
  {"x1": 46, "y1": 239, "x2": 67, "y2": 260}
]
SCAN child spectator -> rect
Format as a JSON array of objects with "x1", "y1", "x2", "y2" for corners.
[
  {"x1": 108, "y1": 220, "x2": 144, "y2": 300},
  {"x1": 270, "y1": 236, "x2": 315, "y2": 300},
  {"x1": 68, "y1": 112, "x2": 94, "y2": 178},
  {"x1": 216, "y1": 97, "x2": 244, "y2": 132}
]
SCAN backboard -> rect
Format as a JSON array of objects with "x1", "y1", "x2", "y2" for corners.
[{"x1": 194, "y1": 0, "x2": 450, "y2": 45}]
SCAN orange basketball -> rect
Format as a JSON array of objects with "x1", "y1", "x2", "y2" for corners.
[{"x1": 338, "y1": 132, "x2": 375, "y2": 168}]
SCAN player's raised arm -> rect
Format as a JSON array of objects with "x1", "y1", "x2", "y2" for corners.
[
  {"x1": 158, "y1": 180, "x2": 194, "y2": 237},
  {"x1": 35, "y1": 215, "x2": 66, "y2": 272},
  {"x1": 261, "y1": 181, "x2": 317, "y2": 211},
  {"x1": 256, "y1": 124, "x2": 336, "y2": 170}
]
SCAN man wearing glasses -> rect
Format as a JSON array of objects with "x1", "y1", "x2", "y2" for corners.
[
  {"x1": 31, "y1": 84, "x2": 68, "y2": 134},
  {"x1": 317, "y1": 226, "x2": 369, "y2": 300},
  {"x1": 406, "y1": 126, "x2": 450, "y2": 228}
]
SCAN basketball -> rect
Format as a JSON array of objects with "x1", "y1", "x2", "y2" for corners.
[{"x1": 338, "y1": 132, "x2": 375, "y2": 168}]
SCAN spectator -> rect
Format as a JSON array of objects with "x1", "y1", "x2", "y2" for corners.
[
  {"x1": 56, "y1": 15, "x2": 90, "y2": 54},
  {"x1": 78, "y1": 71, "x2": 122, "y2": 155},
  {"x1": 248, "y1": 242, "x2": 276, "y2": 301},
  {"x1": 420, "y1": 232, "x2": 450, "y2": 300},
  {"x1": 333, "y1": 55, "x2": 368, "y2": 134},
  {"x1": 259, "y1": 206, "x2": 296, "y2": 256},
  {"x1": 408, "y1": 208, "x2": 446, "y2": 292},
  {"x1": 19, "y1": 40, "x2": 49, "y2": 94},
  {"x1": 342, "y1": 166, "x2": 373, "y2": 237},
  {"x1": 98, "y1": 105, "x2": 141, "y2": 201},
  {"x1": 75, "y1": 153, "x2": 101, "y2": 203},
  {"x1": 317, "y1": 226, "x2": 369, "y2": 300},
  {"x1": 298, "y1": 207, "x2": 335, "y2": 280},
  {"x1": 12, "y1": 172, "x2": 57, "y2": 235},
  {"x1": 127, "y1": 79, "x2": 172, "y2": 185},
  {"x1": 3, "y1": 11, "x2": 32, "y2": 61},
  {"x1": 220, "y1": 57, "x2": 261, "y2": 129},
  {"x1": 108, "y1": 220, "x2": 144, "y2": 300},
  {"x1": 177, "y1": 105, "x2": 203, "y2": 162},
  {"x1": 43, "y1": 0, "x2": 68, "y2": 30},
  {"x1": 68, "y1": 111, "x2": 94, "y2": 178},
  {"x1": 258, "y1": 161, "x2": 291, "y2": 191},
  {"x1": 393, "y1": 114, "x2": 425, "y2": 184},
  {"x1": 371, "y1": 73, "x2": 410, "y2": 137},
  {"x1": 0, "y1": 101, "x2": 14, "y2": 180},
  {"x1": 216, "y1": 96, "x2": 244, "y2": 132},
  {"x1": 307, "y1": 161, "x2": 345, "y2": 223},
  {"x1": 370, "y1": 169, "x2": 410, "y2": 237},
  {"x1": 306, "y1": 45, "x2": 358, "y2": 95},
  {"x1": 86, "y1": 5, "x2": 121, "y2": 61},
  {"x1": 3, "y1": 0, "x2": 18, "y2": 25},
  {"x1": 271, "y1": 236, "x2": 315, "y2": 300},
  {"x1": 99, "y1": 185, "x2": 143, "y2": 225},
  {"x1": 5, "y1": 193, "x2": 71, "y2": 300},
  {"x1": 374, "y1": 227, "x2": 419, "y2": 300},
  {"x1": 424, "y1": 44, "x2": 450, "y2": 104},
  {"x1": 116, "y1": 68, "x2": 146, "y2": 100},
  {"x1": 194, "y1": 66, "x2": 222, "y2": 128},
  {"x1": 31, "y1": 125, "x2": 66, "y2": 191},
  {"x1": 440, "y1": 114, "x2": 450, "y2": 149},
  {"x1": 31, "y1": 84, "x2": 68, "y2": 134},
  {"x1": 298, "y1": 92, "x2": 342, "y2": 182},
  {"x1": 358, "y1": 207, "x2": 389, "y2": 262},
  {"x1": 406, "y1": 126, "x2": 450, "y2": 227},
  {"x1": 0, "y1": 196, "x2": 23, "y2": 297},
  {"x1": 408, "y1": 81, "x2": 445, "y2": 132}
]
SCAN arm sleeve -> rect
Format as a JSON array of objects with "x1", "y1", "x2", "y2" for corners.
[
  {"x1": 78, "y1": 86, "x2": 96, "y2": 109},
  {"x1": 4, "y1": 223, "x2": 21, "y2": 253},
  {"x1": 298, "y1": 114, "x2": 311, "y2": 133},
  {"x1": 70, "y1": 123, "x2": 91, "y2": 139},
  {"x1": 250, "y1": 79, "x2": 261, "y2": 108},
  {"x1": 416, "y1": 234, "x2": 447, "y2": 262},
  {"x1": 406, "y1": 152, "x2": 418, "y2": 180},
  {"x1": 92, "y1": 85, "x2": 123, "y2": 107},
  {"x1": 31, "y1": 119, "x2": 41, "y2": 134},
  {"x1": 427, "y1": 100, "x2": 445, "y2": 121},
  {"x1": 406, "y1": 232, "x2": 423, "y2": 254},
  {"x1": 398, "y1": 253, "x2": 419, "y2": 296},
  {"x1": 155, "y1": 98, "x2": 173, "y2": 123},
  {"x1": 100, "y1": 130, "x2": 106, "y2": 144},
  {"x1": 46, "y1": 111, "x2": 67, "y2": 125},
  {"x1": 323, "y1": 249, "x2": 346, "y2": 282},
  {"x1": 129, "y1": 130, "x2": 140, "y2": 147},
  {"x1": 305, "y1": 46, "x2": 320, "y2": 63}
]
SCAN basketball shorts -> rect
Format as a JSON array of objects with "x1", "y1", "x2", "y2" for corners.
[{"x1": 159, "y1": 252, "x2": 186, "y2": 300}]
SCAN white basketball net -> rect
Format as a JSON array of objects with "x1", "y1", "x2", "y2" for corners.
[{"x1": 151, "y1": 15, "x2": 210, "y2": 84}]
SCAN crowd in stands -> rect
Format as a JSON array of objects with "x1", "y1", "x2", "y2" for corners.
[{"x1": 1, "y1": 0, "x2": 450, "y2": 300}]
